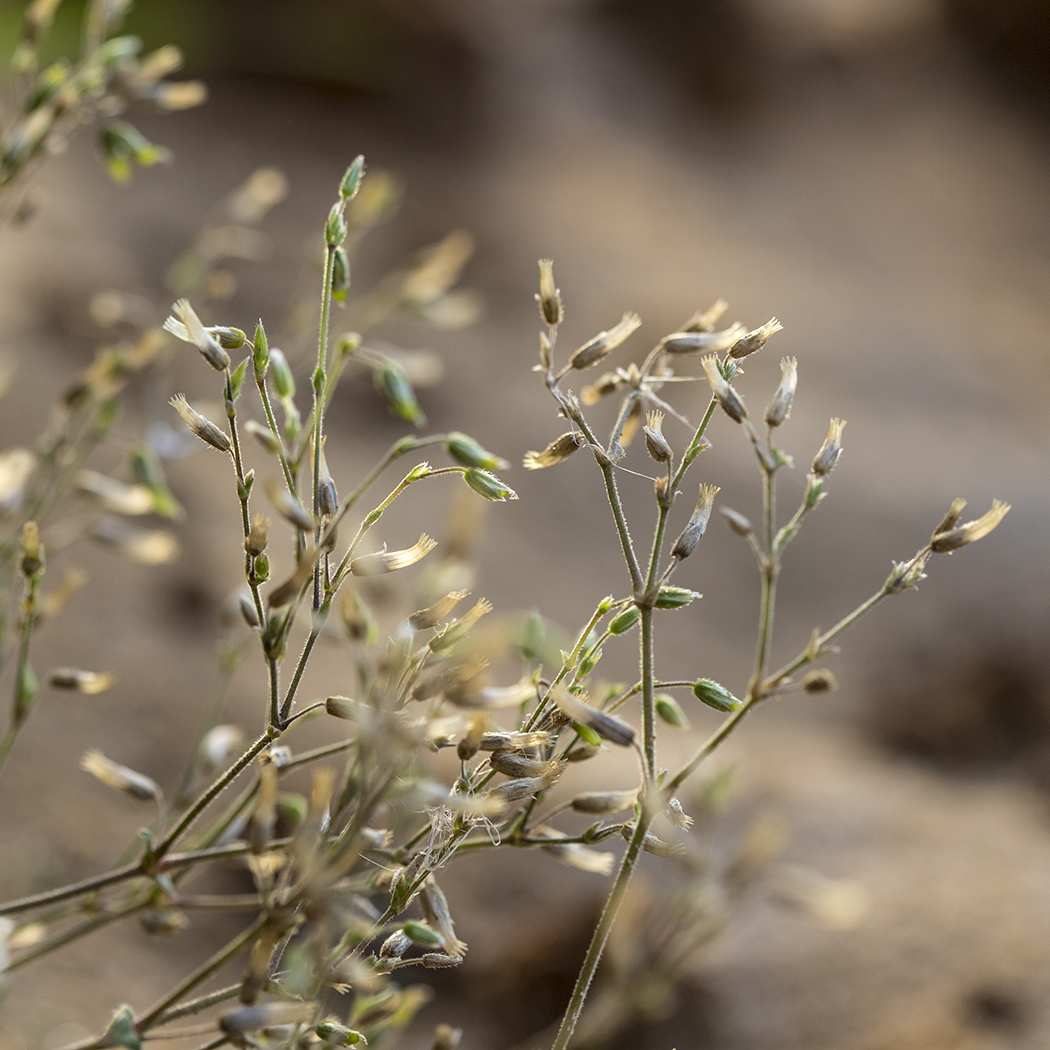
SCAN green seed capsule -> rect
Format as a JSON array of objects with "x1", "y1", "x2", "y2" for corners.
[
  {"x1": 654, "y1": 586, "x2": 700, "y2": 609},
  {"x1": 692, "y1": 678, "x2": 741, "y2": 713},
  {"x1": 655, "y1": 693, "x2": 690, "y2": 728},
  {"x1": 445, "y1": 432, "x2": 509, "y2": 471},
  {"x1": 608, "y1": 606, "x2": 640, "y2": 635},
  {"x1": 463, "y1": 468, "x2": 518, "y2": 502}
]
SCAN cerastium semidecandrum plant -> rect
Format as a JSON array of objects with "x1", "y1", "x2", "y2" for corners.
[{"x1": 0, "y1": 147, "x2": 1011, "y2": 1050}]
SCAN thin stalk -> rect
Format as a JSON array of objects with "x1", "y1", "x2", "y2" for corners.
[
  {"x1": 136, "y1": 913, "x2": 268, "y2": 1032},
  {"x1": 312, "y1": 245, "x2": 337, "y2": 610},
  {"x1": 0, "y1": 570, "x2": 40, "y2": 777},
  {"x1": 638, "y1": 605, "x2": 656, "y2": 779},
  {"x1": 0, "y1": 859, "x2": 143, "y2": 917},
  {"x1": 254, "y1": 375, "x2": 296, "y2": 493},
  {"x1": 549, "y1": 811, "x2": 655, "y2": 1050},
  {"x1": 155, "y1": 732, "x2": 273, "y2": 859},
  {"x1": 145, "y1": 983, "x2": 241, "y2": 1028}
]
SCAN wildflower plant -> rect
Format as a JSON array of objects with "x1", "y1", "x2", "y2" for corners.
[{"x1": 0, "y1": 8, "x2": 1012, "y2": 1046}]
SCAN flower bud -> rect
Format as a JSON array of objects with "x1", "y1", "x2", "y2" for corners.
[
  {"x1": 252, "y1": 321, "x2": 269, "y2": 378},
  {"x1": 268, "y1": 347, "x2": 295, "y2": 399},
  {"x1": 340, "y1": 155, "x2": 365, "y2": 199},
  {"x1": 325, "y1": 203, "x2": 347, "y2": 247},
  {"x1": 19, "y1": 520, "x2": 43, "y2": 577},
  {"x1": 655, "y1": 693, "x2": 690, "y2": 728},
  {"x1": 331, "y1": 246, "x2": 350, "y2": 301},
  {"x1": 374, "y1": 360, "x2": 424, "y2": 424}
]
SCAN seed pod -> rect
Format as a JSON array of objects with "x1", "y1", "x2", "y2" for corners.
[
  {"x1": 325, "y1": 202, "x2": 348, "y2": 247},
  {"x1": 671, "y1": 484, "x2": 720, "y2": 561},
  {"x1": 642, "y1": 411, "x2": 673, "y2": 464},
  {"x1": 349, "y1": 534, "x2": 437, "y2": 576},
  {"x1": 268, "y1": 347, "x2": 295, "y2": 399},
  {"x1": 653, "y1": 586, "x2": 700, "y2": 609},
  {"x1": 341, "y1": 155, "x2": 365, "y2": 199},
  {"x1": 445, "y1": 432, "x2": 509, "y2": 471},
  {"x1": 569, "y1": 312, "x2": 641, "y2": 370},
  {"x1": 621, "y1": 823, "x2": 686, "y2": 857},
  {"x1": 80, "y1": 750, "x2": 160, "y2": 802},
  {"x1": 316, "y1": 1019, "x2": 365, "y2": 1046},
  {"x1": 720, "y1": 506, "x2": 753, "y2": 537},
  {"x1": 402, "y1": 921, "x2": 443, "y2": 949},
  {"x1": 245, "y1": 514, "x2": 270, "y2": 555},
  {"x1": 608, "y1": 606, "x2": 640, "y2": 635},
  {"x1": 374, "y1": 360, "x2": 424, "y2": 424},
  {"x1": 420, "y1": 880, "x2": 466, "y2": 958},
  {"x1": 930, "y1": 499, "x2": 1010, "y2": 553},
  {"x1": 655, "y1": 693, "x2": 690, "y2": 729},
  {"x1": 571, "y1": 789, "x2": 638, "y2": 815},
  {"x1": 523, "y1": 432, "x2": 582, "y2": 470},
  {"x1": 48, "y1": 668, "x2": 116, "y2": 694},
  {"x1": 170, "y1": 395, "x2": 231, "y2": 453},
  {"x1": 265, "y1": 480, "x2": 314, "y2": 532},
  {"x1": 462, "y1": 468, "x2": 518, "y2": 502},
  {"x1": 692, "y1": 678, "x2": 742, "y2": 713},
  {"x1": 660, "y1": 323, "x2": 743, "y2": 354},
  {"x1": 490, "y1": 752, "x2": 562, "y2": 778},
  {"x1": 554, "y1": 690, "x2": 635, "y2": 748},
  {"x1": 331, "y1": 246, "x2": 350, "y2": 301},
  {"x1": 409, "y1": 590, "x2": 469, "y2": 631},
  {"x1": 165, "y1": 299, "x2": 229, "y2": 371},
  {"x1": 380, "y1": 930, "x2": 410, "y2": 959},
  {"x1": 220, "y1": 1002, "x2": 315, "y2": 1036},
  {"x1": 536, "y1": 258, "x2": 562, "y2": 326},
  {"x1": 729, "y1": 317, "x2": 783, "y2": 360},
  {"x1": 700, "y1": 354, "x2": 747, "y2": 423},
  {"x1": 765, "y1": 356, "x2": 798, "y2": 428},
  {"x1": 812, "y1": 418, "x2": 846, "y2": 476},
  {"x1": 478, "y1": 730, "x2": 551, "y2": 751}
]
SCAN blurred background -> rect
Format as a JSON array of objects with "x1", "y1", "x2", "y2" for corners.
[{"x1": 1, "y1": 0, "x2": 1050, "y2": 1048}]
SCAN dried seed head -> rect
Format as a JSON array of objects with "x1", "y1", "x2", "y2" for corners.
[
  {"x1": 422, "y1": 953, "x2": 464, "y2": 969},
  {"x1": 812, "y1": 418, "x2": 846, "y2": 476},
  {"x1": 681, "y1": 299, "x2": 730, "y2": 333},
  {"x1": 803, "y1": 669, "x2": 838, "y2": 693},
  {"x1": 620, "y1": 824, "x2": 686, "y2": 857},
  {"x1": 533, "y1": 827, "x2": 615, "y2": 874},
  {"x1": 420, "y1": 880, "x2": 467, "y2": 958},
  {"x1": 479, "y1": 730, "x2": 550, "y2": 751},
  {"x1": 554, "y1": 690, "x2": 635, "y2": 748},
  {"x1": 486, "y1": 770, "x2": 562, "y2": 806},
  {"x1": 581, "y1": 371, "x2": 624, "y2": 405},
  {"x1": 932, "y1": 497, "x2": 968, "y2": 539},
  {"x1": 462, "y1": 468, "x2": 518, "y2": 502},
  {"x1": 165, "y1": 299, "x2": 229, "y2": 370},
  {"x1": 524, "y1": 432, "x2": 583, "y2": 470},
  {"x1": 660, "y1": 323, "x2": 745, "y2": 354},
  {"x1": 569, "y1": 312, "x2": 641, "y2": 370},
  {"x1": 220, "y1": 1002, "x2": 315, "y2": 1036},
  {"x1": 429, "y1": 598, "x2": 493, "y2": 653},
  {"x1": 666, "y1": 796, "x2": 694, "y2": 829},
  {"x1": 930, "y1": 500, "x2": 1010, "y2": 553},
  {"x1": 765, "y1": 356, "x2": 798, "y2": 428},
  {"x1": 729, "y1": 316, "x2": 783, "y2": 360},
  {"x1": 249, "y1": 756, "x2": 279, "y2": 854},
  {"x1": 490, "y1": 752, "x2": 563, "y2": 778},
  {"x1": 48, "y1": 668, "x2": 116, "y2": 693},
  {"x1": 265, "y1": 480, "x2": 314, "y2": 531},
  {"x1": 170, "y1": 394, "x2": 231, "y2": 453},
  {"x1": 380, "y1": 930, "x2": 411, "y2": 959},
  {"x1": 245, "y1": 514, "x2": 270, "y2": 556},
  {"x1": 19, "y1": 521, "x2": 43, "y2": 577},
  {"x1": 643, "y1": 411, "x2": 673, "y2": 464},
  {"x1": 81, "y1": 750, "x2": 160, "y2": 802},
  {"x1": 885, "y1": 553, "x2": 930, "y2": 594},
  {"x1": 671, "y1": 483, "x2": 720, "y2": 561},
  {"x1": 536, "y1": 259, "x2": 563, "y2": 326},
  {"x1": 409, "y1": 590, "x2": 469, "y2": 630},
  {"x1": 571, "y1": 789, "x2": 639, "y2": 815},
  {"x1": 720, "y1": 506, "x2": 754, "y2": 537},
  {"x1": 700, "y1": 355, "x2": 748, "y2": 423},
  {"x1": 350, "y1": 534, "x2": 437, "y2": 576},
  {"x1": 317, "y1": 440, "x2": 339, "y2": 518}
]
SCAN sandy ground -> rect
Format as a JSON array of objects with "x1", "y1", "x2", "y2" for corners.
[{"x1": 1, "y1": 3, "x2": 1050, "y2": 1048}]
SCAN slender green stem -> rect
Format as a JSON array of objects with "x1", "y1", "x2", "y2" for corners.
[
  {"x1": 136, "y1": 914, "x2": 268, "y2": 1032},
  {"x1": 7, "y1": 899, "x2": 147, "y2": 973},
  {"x1": 155, "y1": 733, "x2": 273, "y2": 859},
  {"x1": 0, "y1": 859, "x2": 143, "y2": 917},
  {"x1": 312, "y1": 245, "x2": 337, "y2": 610},
  {"x1": 0, "y1": 569, "x2": 40, "y2": 777},
  {"x1": 144, "y1": 984, "x2": 241, "y2": 1029},
  {"x1": 279, "y1": 618, "x2": 325, "y2": 724},
  {"x1": 255, "y1": 376, "x2": 296, "y2": 493},
  {"x1": 666, "y1": 697, "x2": 757, "y2": 794},
  {"x1": 639, "y1": 605, "x2": 656, "y2": 779},
  {"x1": 549, "y1": 811, "x2": 655, "y2": 1050}
]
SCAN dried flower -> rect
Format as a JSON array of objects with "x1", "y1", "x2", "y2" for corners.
[
  {"x1": 700, "y1": 354, "x2": 748, "y2": 423},
  {"x1": 536, "y1": 259, "x2": 563, "y2": 326},
  {"x1": 930, "y1": 500, "x2": 1010, "y2": 553},
  {"x1": 524, "y1": 432, "x2": 583, "y2": 470},
  {"x1": 48, "y1": 668, "x2": 116, "y2": 694},
  {"x1": 164, "y1": 299, "x2": 229, "y2": 371},
  {"x1": 765, "y1": 356, "x2": 798, "y2": 427},
  {"x1": 569, "y1": 312, "x2": 641, "y2": 370},
  {"x1": 671, "y1": 483, "x2": 720, "y2": 561},
  {"x1": 170, "y1": 394, "x2": 231, "y2": 453},
  {"x1": 554, "y1": 690, "x2": 635, "y2": 748},
  {"x1": 642, "y1": 411, "x2": 673, "y2": 463},
  {"x1": 812, "y1": 418, "x2": 846, "y2": 476},
  {"x1": 349, "y1": 534, "x2": 437, "y2": 576},
  {"x1": 81, "y1": 750, "x2": 160, "y2": 802},
  {"x1": 729, "y1": 316, "x2": 783, "y2": 360}
]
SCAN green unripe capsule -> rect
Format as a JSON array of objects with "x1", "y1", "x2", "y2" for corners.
[
  {"x1": 655, "y1": 693, "x2": 690, "y2": 729},
  {"x1": 692, "y1": 678, "x2": 742, "y2": 713},
  {"x1": 608, "y1": 606, "x2": 640, "y2": 635},
  {"x1": 340, "y1": 155, "x2": 365, "y2": 199},
  {"x1": 463, "y1": 468, "x2": 518, "y2": 503},
  {"x1": 654, "y1": 586, "x2": 700, "y2": 609},
  {"x1": 445, "y1": 432, "x2": 509, "y2": 471}
]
